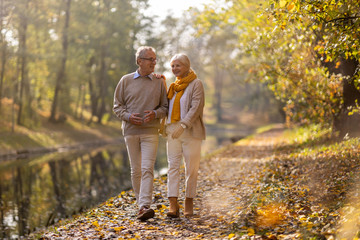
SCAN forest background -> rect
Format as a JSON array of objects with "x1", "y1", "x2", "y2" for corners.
[
  {"x1": 1, "y1": 0, "x2": 360, "y2": 239},
  {"x1": 0, "y1": 0, "x2": 360, "y2": 151}
]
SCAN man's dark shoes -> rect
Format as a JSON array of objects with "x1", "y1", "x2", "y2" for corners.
[{"x1": 137, "y1": 206, "x2": 155, "y2": 221}]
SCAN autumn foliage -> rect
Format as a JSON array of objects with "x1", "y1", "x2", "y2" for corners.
[{"x1": 195, "y1": 0, "x2": 360, "y2": 135}]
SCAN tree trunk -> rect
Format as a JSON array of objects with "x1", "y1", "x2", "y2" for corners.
[
  {"x1": 0, "y1": 0, "x2": 7, "y2": 112},
  {"x1": 87, "y1": 56, "x2": 98, "y2": 124},
  {"x1": 75, "y1": 84, "x2": 81, "y2": 118},
  {"x1": 325, "y1": 57, "x2": 360, "y2": 137},
  {"x1": 49, "y1": 0, "x2": 71, "y2": 122},
  {"x1": 17, "y1": 0, "x2": 30, "y2": 125},
  {"x1": 96, "y1": 44, "x2": 108, "y2": 124},
  {"x1": 214, "y1": 63, "x2": 224, "y2": 122},
  {"x1": 337, "y1": 58, "x2": 360, "y2": 137}
]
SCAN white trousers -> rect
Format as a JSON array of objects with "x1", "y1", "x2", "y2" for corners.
[
  {"x1": 124, "y1": 134, "x2": 159, "y2": 208},
  {"x1": 166, "y1": 123, "x2": 202, "y2": 198}
]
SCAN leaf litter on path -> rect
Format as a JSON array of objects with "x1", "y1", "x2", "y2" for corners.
[{"x1": 33, "y1": 125, "x2": 360, "y2": 239}]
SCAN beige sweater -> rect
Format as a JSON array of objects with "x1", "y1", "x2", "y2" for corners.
[{"x1": 113, "y1": 72, "x2": 168, "y2": 136}]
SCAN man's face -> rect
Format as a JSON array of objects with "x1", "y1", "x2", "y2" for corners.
[{"x1": 138, "y1": 50, "x2": 157, "y2": 75}]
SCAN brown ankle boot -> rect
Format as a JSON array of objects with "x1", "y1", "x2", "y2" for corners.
[
  {"x1": 184, "y1": 198, "x2": 193, "y2": 217},
  {"x1": 167, "y1": 197, "x2": 179, "y2": 218}
]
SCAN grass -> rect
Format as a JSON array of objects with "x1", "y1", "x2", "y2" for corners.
[{"x1": 0, "y1": 98, "x2": 122, "y2": 155}]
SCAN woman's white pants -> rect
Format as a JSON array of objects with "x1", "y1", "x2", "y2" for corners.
[{"x1": 166, "y1": 123, "x2": 202, "y2": 198}]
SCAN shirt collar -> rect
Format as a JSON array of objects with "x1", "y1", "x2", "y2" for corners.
[{"x1": 134, "y1": 70, "x2": 153, "y2": 80}]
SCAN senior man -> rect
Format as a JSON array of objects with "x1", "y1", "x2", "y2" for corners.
[{"x1": 113, "y1": 46, "x2": 168, "y2": 220}]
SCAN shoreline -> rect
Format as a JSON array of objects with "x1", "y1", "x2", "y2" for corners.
[{"x1": 0, "y1": 137, "x2": 124, "y2": 162}]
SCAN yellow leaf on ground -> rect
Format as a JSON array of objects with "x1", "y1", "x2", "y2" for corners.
[
  {"x1": 279, "y1": 0, "x2": 287, "y2": 7},
  {"x1": 113, "y1": 226, "x2": 125, "y2": 231},
  {"x1": 287, "y1": 2, "x2": 295, "y2": 11}
]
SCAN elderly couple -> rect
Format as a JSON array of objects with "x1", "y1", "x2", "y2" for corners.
[{"x1": 113, "y1": 46, "x2": 206, "y2": 221}]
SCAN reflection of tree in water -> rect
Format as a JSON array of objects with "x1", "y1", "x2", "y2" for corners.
[
  {"x1": 89, "y1": 149, "x2": 132, "y2": 200},
  {"x1": 15, "y1": 167, "x2": 32, "y2": 236},
  {"x1": 119, "y1": 149, "x2": 131, "y2": 188},
  {"x1": 106, "y1": 149, "x2": 130, "y2": 191},
  {"x1": 0, "y1": 176, "x2": 5, "y2": 239},
  {"x1": 154, "y1": 138, "x2": 167, "y2": 173},
  {"x1": 89, "y1": 152, "x2": 109, "y2": 201},
  {"x1": 122, "y1": 149, "x2": 128, "y2": 168},
  {"x1": 48, "y1": 161, "x2": 67, "y2": 224},
  {"x1": 75, "y1": 155, "x2": 86, "y2": 205}
]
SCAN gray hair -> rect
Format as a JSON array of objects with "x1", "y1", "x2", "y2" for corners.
[
  {"x1": 170, "y1": 53, "x2": 191, "y2": 70},
  {"x1": 135, "y1": 46, "x2": 156, "y2": 65}
]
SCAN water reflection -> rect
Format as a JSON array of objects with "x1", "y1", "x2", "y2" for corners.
[{"x1": 0, "y1": 140, "x2": 168, "y2": 239}]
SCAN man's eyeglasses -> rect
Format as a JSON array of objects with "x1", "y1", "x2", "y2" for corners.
[{"x1": 140, "y1": 57, "x2": 157, "y2": 62}]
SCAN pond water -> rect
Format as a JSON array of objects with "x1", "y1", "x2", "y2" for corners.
[{"x1": 0, "y1": 126, "x2": 251, "y2": 239}]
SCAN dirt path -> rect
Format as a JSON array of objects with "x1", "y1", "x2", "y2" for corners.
[{"x1": 35, "y1": 126, "x2": 288, "y2": 239}]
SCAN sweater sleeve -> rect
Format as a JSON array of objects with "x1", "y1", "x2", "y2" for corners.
[
  {"x1": 113, "y1": 77, "x2": 131, "y2": 121},
  {"x1": 181, "y1": 80, "x2": 204, "y2": 128}
]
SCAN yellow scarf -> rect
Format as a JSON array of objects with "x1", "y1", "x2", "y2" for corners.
[{"x1": 168, "y1": 70, "x2": 197, "y2": 123}]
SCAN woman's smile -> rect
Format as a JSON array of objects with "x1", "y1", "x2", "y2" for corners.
[{"x1": 171, "y1": 59, "x2": 189, "y2": 78}]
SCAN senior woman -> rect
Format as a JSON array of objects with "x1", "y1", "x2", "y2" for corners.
[{"x1": 166, "y1": 53, "x2": 206, "y2": 218}]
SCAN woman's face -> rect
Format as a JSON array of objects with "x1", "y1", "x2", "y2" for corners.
[{"x1": 171, "y1": 59, "x2": 189, "y2": 78}]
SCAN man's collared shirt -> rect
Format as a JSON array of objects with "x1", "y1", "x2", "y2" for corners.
[{"x1": 134, "y1": 70, "x2": 153, "y2": 80}]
